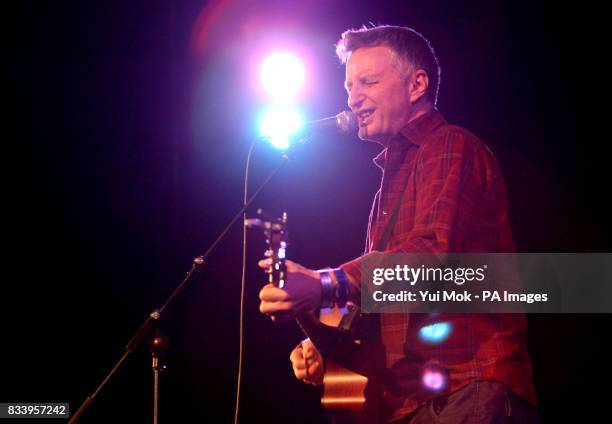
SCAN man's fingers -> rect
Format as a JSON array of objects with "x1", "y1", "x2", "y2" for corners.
[
  {"x1": 294, "y1": 368, "x2": 309, "y2": 380},
  {"x1": 292, "y1": 359, "x2": 307, "y2": 372},
  {"x1": 260, "y1": 304, "x2": 294, "y2": 321},
  {"x1": 258, "y1": 258, "x2": 272, "y2": 269},
  {"x1": 259, "y1": 284, "x2": 290, "y2": 302},
  {"x1": 290, "y1": 345, "x2": 304, "y2": 365},
  {"x1": 293, "y1": 363, "x2": 324, "y2": 385},
  {"x1": 258, "y1": 258, "x2": 301, "y2": 271},
  {"x1": 289, "y1": 339, "x2": 324, "y2": 385},
  {"x1": 258, "y1": 260, "x2": 321, "y2": 320},
  {"x1": 260, "y1": 300, "x2": 293, "y2": 314},
  {"x1": 301, "y1": 340, "x2": 316, "y2": 360},
  {"x1": 292, "y1": 359, "x2": 316, "y2": 381},
  {"x1": 291, "y1": 354, "x2": 309, "y2": 378},
  {"x1": 258, "y1": 258, "x2": 303, "y2": 274},
  {"x1": 259, "y1": 284, "x2": 296, "y2": 321},
  {"x1": 302, "y1": 361, "x2": 324, "y2": 385}
]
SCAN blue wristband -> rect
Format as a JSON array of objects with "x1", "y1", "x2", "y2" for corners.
[
  {"x1": 333, "y1": 268, "x2": 349, "y2": 315},
  {"x1": 320, "y1": 271, "x2": 334, "y2": 310}
]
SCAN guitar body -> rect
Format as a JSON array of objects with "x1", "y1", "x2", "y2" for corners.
[{"x1": 319, "y1": 305, "x2": 369, "y2": 423}]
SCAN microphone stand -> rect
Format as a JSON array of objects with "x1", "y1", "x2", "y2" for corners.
[{"x1": 69, "y1": 150, "x2": 291, "y2": 424}]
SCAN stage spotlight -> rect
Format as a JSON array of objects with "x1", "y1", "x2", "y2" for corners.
[
  {"x1": 419, "y1": 322, "x2": 452, "y2": 344},
  {"x1": 260, "y1": 107, "x2": 303, "y2": 150},
  {"x1": 260, "y1": 52, "x2": 305, "y2": 99}
]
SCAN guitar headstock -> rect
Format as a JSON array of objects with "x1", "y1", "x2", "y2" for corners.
[{"x1": 245, "y1": 209, "x2": 288, "y2": 288}]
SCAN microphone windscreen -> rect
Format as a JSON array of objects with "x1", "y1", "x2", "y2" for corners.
[{"x1": 336, "y1": 111, "x2": 358, "y2": 134}]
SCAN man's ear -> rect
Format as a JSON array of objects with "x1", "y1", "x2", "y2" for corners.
[{"x1": 408, "y1": 69, "x2": 429, "y2": 103}]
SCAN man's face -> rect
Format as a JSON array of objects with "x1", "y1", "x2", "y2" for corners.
[{"x1": 345, "y1": 46, "x2": 415, "y2": 144}]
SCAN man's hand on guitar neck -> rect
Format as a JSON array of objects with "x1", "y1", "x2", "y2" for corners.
[
  {"x1": 290, "y1": 338, "x2": 325, "y2": 386},
  {"x1": 258, "y1": 259, "x2": 322, "y2": 321}
]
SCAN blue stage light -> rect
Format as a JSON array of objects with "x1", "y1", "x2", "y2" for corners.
[{"x1": 260, "y1": 107, "x2": 303, "y2": 150}]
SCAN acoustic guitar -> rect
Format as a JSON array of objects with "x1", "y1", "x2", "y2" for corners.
[{"x1": 247, "y1": 211, "x2": 370, "y2": 423}]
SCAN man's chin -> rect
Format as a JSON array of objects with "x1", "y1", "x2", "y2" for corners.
[
  {"x1": 358, "y1": 127, "x2": 386, "y2": 145},
  {"x1": 358, "y1": 126, "x2": 373, "y2": 140}
]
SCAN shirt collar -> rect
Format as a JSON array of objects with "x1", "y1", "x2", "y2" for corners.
[{"x1": 373, "y1": 109, "x2": 446, "y2": 169}]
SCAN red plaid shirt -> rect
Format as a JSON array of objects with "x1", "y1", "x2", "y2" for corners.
[{"x1": 340, "y1": 110, "x2": 536, "y2": 421}]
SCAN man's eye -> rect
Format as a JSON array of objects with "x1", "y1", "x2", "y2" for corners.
[{"x1": 365, "y1": 81, "x2": 378, "y2": 85}]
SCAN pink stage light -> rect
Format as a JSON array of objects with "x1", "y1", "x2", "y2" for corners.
[{"x1": 422, "y1": 367, "x2": 448, "y2": 391}]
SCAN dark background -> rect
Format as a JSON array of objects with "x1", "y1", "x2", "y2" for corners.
[{"x1": 5, "y1": 0, "x2": 610, "y2": 422}]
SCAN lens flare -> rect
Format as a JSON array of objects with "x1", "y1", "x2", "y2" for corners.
[
  {"x1": 419, "y1": 322, "x2": 452, "y2": 344},
  {"x1": 422, "y1": 366, "x2": 448, "y2": 391},
  {"x1": 260, "y1": 52, "x2": 305, "y2": 99}
]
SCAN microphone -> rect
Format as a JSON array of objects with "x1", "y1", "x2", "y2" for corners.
[{"x1": 302, "y1": 111, "x2": 358, "y2": 135}]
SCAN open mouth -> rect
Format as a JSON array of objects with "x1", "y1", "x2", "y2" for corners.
[{"x1": 358, "y1": 109, "x2": 375, "y2": 127}]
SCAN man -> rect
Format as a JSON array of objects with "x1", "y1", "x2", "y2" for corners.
[{"x1": 259, "y1": 25, "x2": 539, "y2": 423}]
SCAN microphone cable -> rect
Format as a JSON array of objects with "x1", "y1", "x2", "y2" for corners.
[{"x1": 234, "y1": 140, "x2": 256, "y2": 424}]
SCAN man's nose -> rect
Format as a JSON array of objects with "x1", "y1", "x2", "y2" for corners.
[{"x1": 348, "y1": 88, "x2": 364, "y2": 111}]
